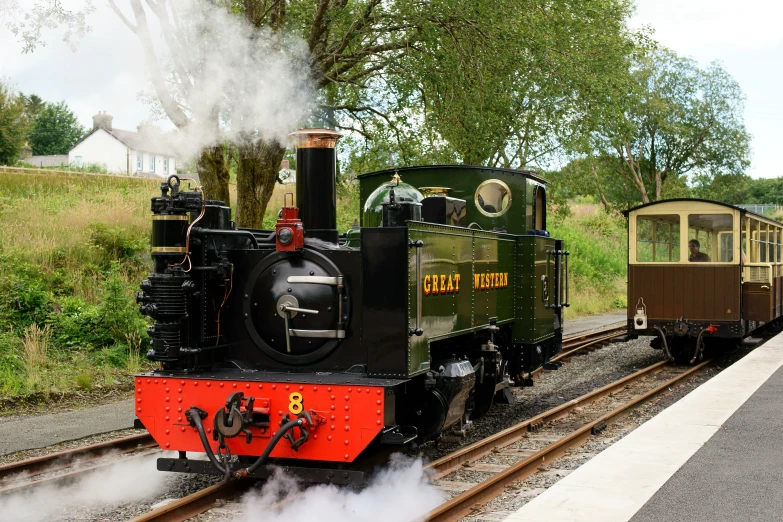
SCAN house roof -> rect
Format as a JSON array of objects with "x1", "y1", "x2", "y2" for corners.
[
  {"x1": 71, "y1": 127, "x2": 179, "y2": 158},
  {"x1": 110, "y1": 128, "x2": 178, "y2": 157}
]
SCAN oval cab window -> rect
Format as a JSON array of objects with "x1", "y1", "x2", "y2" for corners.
[{"x1": 475, "y1": 179, "x2": 511, "y2": 217}]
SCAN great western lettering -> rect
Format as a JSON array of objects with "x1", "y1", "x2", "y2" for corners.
[{"x1": 423, "y1": 272, "x2": 509, "y2": 295}]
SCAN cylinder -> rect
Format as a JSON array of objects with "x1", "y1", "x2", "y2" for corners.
[{"x1": 290, "y1": 129, "x2": 342, "y2": 243}]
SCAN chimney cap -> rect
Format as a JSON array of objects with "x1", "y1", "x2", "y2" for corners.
[{"x1": 290, "y1": 128, "x2": 342, "y2": 149}]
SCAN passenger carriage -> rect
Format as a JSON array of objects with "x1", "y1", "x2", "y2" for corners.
[{"x1": 624, "y1": 199, "x2": 783, "y2": 362}]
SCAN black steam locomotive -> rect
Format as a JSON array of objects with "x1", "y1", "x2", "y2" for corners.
[{"x1": 134, "y1": 129, "x2": 567, "y2": 484}]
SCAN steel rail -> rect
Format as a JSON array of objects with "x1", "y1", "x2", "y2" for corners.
[
  {"x1": 561, "y1": 324, "x2": 626, "y2": 350},
  {"x1": 0, "y1": 432, "x2": 155, "y2": 482},
  {"x1": 553, "y1": 329, "x2": 626, "y2": 361},
  {"x1": 528, "y1": 325, "x2": 627, "y2": 378},
  {"x1": 423, "y1": 360, "x2": 710, "y2": 522},
  {"x1": 128, "y1": 481, "x2": 253, "y2": 522},
  {"x1": 0, "y1": 448, "x2": 159, "y2": 496},
  {"x1": 425, "y1": 359, "x2": 669, "y2": 479}
]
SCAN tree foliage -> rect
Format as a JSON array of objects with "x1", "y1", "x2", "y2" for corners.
[
  {"x1": 22, "y1": 94, "x2": 44, "y2": 119},
  {"x1": 28, "y1": 101, "x2": 86, "y2": 155},
  {"x1": 406, "y1": 0, "x2": 644, "y2": 169},
  {"x1": 0, "y1": 83, "x2": 29, "y2": 165},
  {"x1": 588, "y1": 48, "x2": 751, "y2": 204},
  {"x1": 3, "y1": 0, "x2": 95, "y2": 53}
]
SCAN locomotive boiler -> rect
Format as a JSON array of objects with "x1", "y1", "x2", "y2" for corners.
[{"x1": 134, "y1": 129, "x2": 568, "y2": 485}]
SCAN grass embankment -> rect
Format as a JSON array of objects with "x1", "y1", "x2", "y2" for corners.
[
  {"x1": 0, "y1": 172, "x2": 155, "y2": 399},
  {"x1": 0, "y1": 171, "x2": 358, "y2": 401},
  {"x1": 549, "y1": 204, "x2": 628, "y2": 319}
]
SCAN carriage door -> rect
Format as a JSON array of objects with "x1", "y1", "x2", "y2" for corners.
[{"x1": 743, "y1": 219, "x2": 774, "y2": 323}]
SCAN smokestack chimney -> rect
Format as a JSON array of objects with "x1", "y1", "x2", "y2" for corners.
[
  {"x1": 290, "y1": 129, "x2": 342, "y2": 243},
  {"x1": 93, "y1": 111, "x2": 113, "y2": 132}
]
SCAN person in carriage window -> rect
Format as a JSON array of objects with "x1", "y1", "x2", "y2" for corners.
[{"x1": 688, "y1": 239, "x2": 711, "y2": 262}]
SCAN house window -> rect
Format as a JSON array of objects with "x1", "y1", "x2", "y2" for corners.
[
  {"x1": 73, "y1": 156, "x2": 83, "y2": 167},
  {"x1": 163, "y1": 158, "x2": 169, "y2": 173},
  {"x1": 150, "y1": 155, "x2": 156, "y2": 173},
  {"x1": 136, "y1": 154, "x2": 143, "y2": 171}
]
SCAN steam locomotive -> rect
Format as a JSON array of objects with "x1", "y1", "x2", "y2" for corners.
[{"x1": 134, "y1": 129, "x2": 569, "y2": 485}]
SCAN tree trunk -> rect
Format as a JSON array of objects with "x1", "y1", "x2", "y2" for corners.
[
  {"x1": 621, "y1": 143, "x2": 650, "y2": 204},
  {"x1": 235, "y1": 138, "x2": 285, "y2": 229},
  {"x1": 590, "y1": 164, "x2": 611, "y2": 212},
  {"x1": 655, "y1": 170, "x2": 663, "y2": 200},
  {"x1": 196, "y1": 144, "x2": 231, "y2": 205}
]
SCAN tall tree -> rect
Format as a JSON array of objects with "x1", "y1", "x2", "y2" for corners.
[
  {"x1": 28, "y1": 101, "x2": 86, "y2": 155},
  {"x1": 0, "y1": 83, "x2": 30, "y2": 165},
  {"x1": 421, "y1": 1, "x2": 644, "y2": 170},
  {"x1": 22, "y1": 93, "x2": 44, "y2": 119},
  {"x1": 591, "y1": 48, "x2": 751, "y2": 204},
  {"x1": 105, "y1": 0, "x2": 494, "y2": 227}
]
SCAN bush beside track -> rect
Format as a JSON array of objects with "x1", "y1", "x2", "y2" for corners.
[{"x1": 549, "y1": 203, "x2": 628, "y2": 319}]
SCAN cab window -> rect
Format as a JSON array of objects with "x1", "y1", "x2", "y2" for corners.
[
  {"x1": 636, "y1": 215, "x2": 680, "y2": 262},
  {"x1": 688, "y1": 214, "x2": 733, "y2": 262},
  {"x1": 475, "y1": 179, "x2": 511, "y2": 217}
]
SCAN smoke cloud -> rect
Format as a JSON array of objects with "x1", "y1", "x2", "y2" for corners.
[
  {"x1": 235, "y1": 455, "x2": 443, "y2": 522},
  {"x1": 0, "y1": 453, "x2": 167, "y2": 521},
  {"x1": 137, "y1": 0, "x2": 315, "y2": 160}
]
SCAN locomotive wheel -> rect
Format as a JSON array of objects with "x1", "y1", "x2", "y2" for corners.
[{"x1": 400, "y1": 389, "x2": 448, "y2": 440}]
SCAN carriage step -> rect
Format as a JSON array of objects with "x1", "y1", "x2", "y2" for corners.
[{"x1": 743, "y1": 337, "x2": 763, "y2": 346}]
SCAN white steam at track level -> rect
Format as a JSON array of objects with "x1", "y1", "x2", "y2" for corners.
[
  {"x1": 131, "y1": 0, "x2": 315, "y2": 159},
  {"x1": 234, "y1": 455, "x2": 443, "y2": 522},
  {"x1": 0, "y1": 453, "x2": 166, "y2": 522}
]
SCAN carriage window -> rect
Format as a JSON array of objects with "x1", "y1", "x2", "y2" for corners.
[
  {"x1": 688, "y1": 214, "x2": 733, "y2": 263},
  {"x1": 636, "y1": 215, "x2": 680, "y2": 262},
  {"x1": 475, "y1": 179, "x2": 511, "y2": 217}
]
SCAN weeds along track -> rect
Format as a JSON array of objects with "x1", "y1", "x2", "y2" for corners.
[
  {"x1": 0, "y1": 433, "x2": 156, "y2": 496},
  {"x1": 421, "y1": 359, "x2": 710, "y2": 522}
]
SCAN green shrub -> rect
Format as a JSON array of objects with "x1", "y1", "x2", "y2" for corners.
[
  {"x1": 0, "y1": 330, "x2": 23, "y2": 374},
  {"x1": 0, "y1": 258, "x2": 52, "y2": 328},
  {"x1": 88, "y1": 222, "x2": 147, "y2": 263},
  {"x1": 47, "y1": 297, "x2": 105, "y2": 348},
  {"x1": 97, "y1": 264, "x2": 148, "y2": 345}
]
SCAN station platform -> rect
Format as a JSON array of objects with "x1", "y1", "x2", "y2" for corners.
[
  {"x1": 562, "y1": 312, "x2": 626, "y2": 337},
  {"x1": 503, "y1": 330, "x2": 783, "y2": 522}
]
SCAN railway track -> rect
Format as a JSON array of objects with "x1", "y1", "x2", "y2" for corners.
[
  {"x1": 0, "y1": 432, "x2": 154, "y2": 482},
  {"x1": 0, "y1": 432, "x2": 156, "y2": 497},
  {"x1": 422, "y1": 358, "x2": 710, "y2": 522},
  {"x1": 0, "y1": 322, "x2": 633, "y2": 520},
  {"x1": 126, "y1": 322, "x2": 636, "y2": 521}
]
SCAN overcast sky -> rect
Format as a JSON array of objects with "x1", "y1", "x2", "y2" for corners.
[{"x1": 0, "y1": 0, "x2": 780, "y2": 178}]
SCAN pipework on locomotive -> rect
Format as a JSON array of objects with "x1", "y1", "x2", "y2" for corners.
[{"x1": 134, "y1": 129, "x2": 569, "y2": 485}]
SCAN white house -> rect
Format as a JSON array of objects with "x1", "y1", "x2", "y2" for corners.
[{"x1": 69, "y1": 112, "x2": 178, "y2": 177}]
